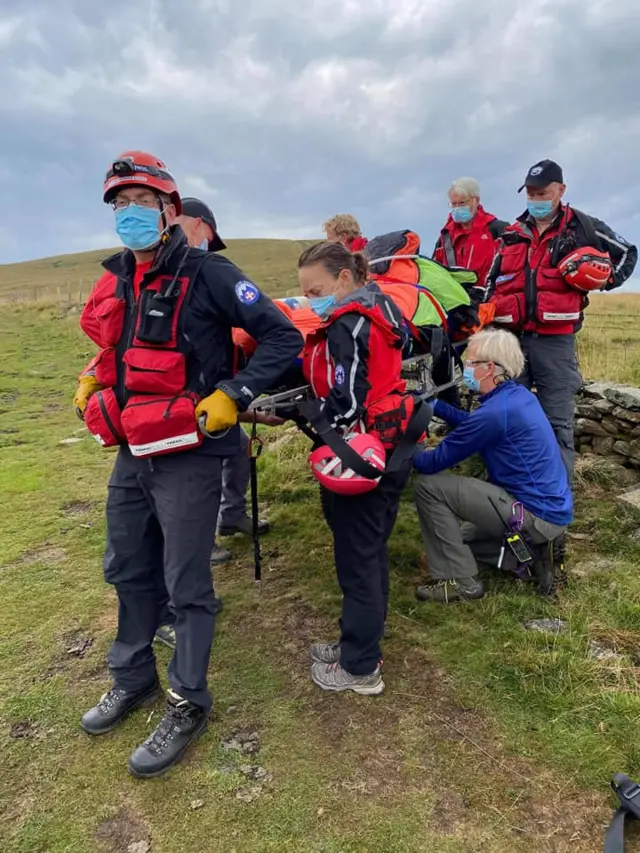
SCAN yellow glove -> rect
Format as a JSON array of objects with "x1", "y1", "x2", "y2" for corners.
[
  {"x1": 73, "y1": 375, "x2": 103, "y2": 420},
  {"x1": 195, "y1": 389, "x2": 239, "y2": 435}
]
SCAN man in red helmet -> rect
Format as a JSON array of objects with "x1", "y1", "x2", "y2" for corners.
[
  {"x1": 74, "y1": 151, "x2": 303, "y2": 777},
  {"x1": 486, "y1": 159, "x2": 637, "y2": 479}
]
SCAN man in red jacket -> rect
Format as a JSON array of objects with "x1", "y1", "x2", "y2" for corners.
[
  {"x1": 433, "y1": 177, "x2": 508, "y2": 288},
  {"x1": 323, "y1": 214, "x2": 369, "y2": 252},
  {"x1": 486, "y1": 159, "x2": 637, "y2": 478}
]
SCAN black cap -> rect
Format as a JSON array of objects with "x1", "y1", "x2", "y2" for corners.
[
  {"x1": 180, "y1": 196, "x2": 227, "y2": 251},
  {"x1": 518, "y1": 159, "x2": 564, "y2": 193}
]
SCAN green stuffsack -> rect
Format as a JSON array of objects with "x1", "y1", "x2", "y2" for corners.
[{"x1": 415, "y1": 257, "x2": 475, "y2": 311}]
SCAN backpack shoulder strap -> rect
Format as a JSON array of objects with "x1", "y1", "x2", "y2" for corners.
[
  {"x1": 488, "y1": 219, "x2": 509, "y2": 240},
  {"x1": 568, "y1": 207, "x2": 599, "y2": 247},
  {"x1": 441, "y1": 231, "x2": 457, "y2": 267}
]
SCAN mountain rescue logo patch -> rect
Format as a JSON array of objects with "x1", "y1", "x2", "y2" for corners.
[
  {"x1": 235, "y1": 281, "x2": 260, "y2": 305},
  {"x1": 334, "y1": 364, "x2": 346, "y2": 385}
]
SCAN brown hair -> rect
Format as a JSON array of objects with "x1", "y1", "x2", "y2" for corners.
[
  {"x1": 322, "y1": 213, "x2": 362, "y2": 240},
  {"x1": 298, "y1": 241, "x2": 369, "y2": 285}
]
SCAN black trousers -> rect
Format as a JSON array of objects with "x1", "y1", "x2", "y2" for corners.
[
  {"x1": 103, "y1": 447, "x2": 222, "y2": 712},
  {"x1": 320, "y1": 461, "x2": 411, "y2": 675}
]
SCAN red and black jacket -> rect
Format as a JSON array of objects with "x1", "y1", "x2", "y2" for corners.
[
  {"x1": 433, "y1": 205, "x2": 508, "y2": 288},
  {"x1": 302, "y1": 285, "x2": 408, "y2": 439},
  {"x1": 80, "y1": 227, "x2": 303, "y2": 456},
  {"x1": 486, "y1": 205, "x2": 638, "y2": 336}
]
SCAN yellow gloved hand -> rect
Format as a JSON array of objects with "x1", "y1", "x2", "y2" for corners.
[
  {"x1": 195, "y1": 389, "x2": 239, "y2": 435},
  {"x1": 73, "y1": 375, "x2": 103, "y2": 420}
]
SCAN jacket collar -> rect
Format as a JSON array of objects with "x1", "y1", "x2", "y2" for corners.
[
  {"x1": 102, "y1": 224, "x2": 189, "y2": 278},
  {"x1": 444, "y1": 204, "x2": 495, "y2": 235}
]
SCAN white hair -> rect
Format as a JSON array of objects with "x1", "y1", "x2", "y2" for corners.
[
  {"x1": 467, "y1": 329, "x2": 525, "y2": 380},
  {"x1": 448, "y1": 177, "x2": 481, "y2": 200}
]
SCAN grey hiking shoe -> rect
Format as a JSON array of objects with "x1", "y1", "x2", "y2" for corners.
[
  {"x1": 218, "y1": 515, "x2": 270, "y2": 537},
  {"x1": 311, "y1": 661, "x2": 384, "y2": 695},
  {"x1": 210, "y1": 545, "x2": 232, "y2": 565},
  {"x1": 415, "y1": 577, "x2": 484, "y2": 604},
  {"x1": 154, "y1": 624, "x2": 177, "y2": 650},
  {"x1": 310, "y1": 642, "x2": 340, "y2": 664}
]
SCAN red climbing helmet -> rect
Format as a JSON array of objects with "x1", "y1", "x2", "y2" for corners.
[
  {"x1": 103, "y1": 150, "x2": 182, "y2": 213},
  {"x1": 558, "y1": 246, "x2": 613, "y2": 292},
  {"x1": 309, "y1": 432, "x2": 386, "y2": 495}
]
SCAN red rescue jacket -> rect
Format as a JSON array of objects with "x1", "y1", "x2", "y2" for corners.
[
  {"x1": 433, "y1": 206, "x2": 507, "y2": 287},
  {"x1": 301, "y1": 288, "x2": 417, "y2": 449},
  {"x1": 488, "y1": 205, "x2": 588, "y2": 336},
  {"x1": 346, "y1": 236, "x2": 369, "y2": 252}
]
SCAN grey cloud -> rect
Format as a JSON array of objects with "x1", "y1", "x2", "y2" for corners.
[{"x1": 0, "y1": 0, "x2": 638, "y2": 271}]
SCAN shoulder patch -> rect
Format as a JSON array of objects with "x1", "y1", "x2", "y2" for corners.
[
  {"x1": 334, "y1": 364, "x2": 346, "y2": 385},
  {"x1": 235, "y1": 280, "x2": 260, "y2": 305},
  {"x1": 614, "y1": 233, "x2": 629, "y2": 245}
]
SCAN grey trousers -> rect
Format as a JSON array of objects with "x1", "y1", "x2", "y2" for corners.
[
  {"x1": 413, "y1": 473, "x2": 566, "y2": 580},
  {"x1": 217, "y1": 428, "x2": 250, "y2": 527},
  {"x1": 518, "y1": 334, "x2": 582, "y2": 480}
]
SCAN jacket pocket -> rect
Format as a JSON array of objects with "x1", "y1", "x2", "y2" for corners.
[
  {"x1": 497, "y1": 242, "x2": 527, "y2": 275},
  {"x1": 121, "y1": 393, "x2": 202, "y2": 458},
  {"x1": 536, "y1": 289, "x2": 584, "y2": 325},
  {"x1": 95, "y1": 297, "x2": 127, "y2": 348},
  {"x1": 122, "y1": 348, "x2": 186, "y2": 395},
  {"x1": 84, "y1": 389, "x2": 124, "y2": 447},
  {"x1": 92, "y1": 347, "x2": 118, "y2": 388},
  {"x1": 491, "y1": 292, "x2": 525, "y2": 327}
]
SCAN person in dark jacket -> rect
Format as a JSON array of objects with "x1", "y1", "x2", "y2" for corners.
[
  {"x1": 433, "y1": 177, "x2": 508, "y2": 290},
  {"x1": 486, "y1": 159, "x2": 638, "y2": 479},
  {"x1": 74, "y1": 151, "x2": 303, "y2": 778},
  {"x1": 298, "y1": 241, "x2": 415, "y2": 696},
  {"x1": 413, "y1": 328, "x2": 572, "y2": 603}
]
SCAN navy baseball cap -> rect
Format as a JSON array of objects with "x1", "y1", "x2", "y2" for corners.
[
  {"x1": 180, "y1": 196, "x2": 227, "y2": 251},
  {"x1": 518, "y1": 159, "x2": 564, "y2": 193}
]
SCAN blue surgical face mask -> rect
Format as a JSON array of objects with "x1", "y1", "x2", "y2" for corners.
[
  {"x1": 451, "y1": 205, "x2": 473, "y2": 224},
  {"x1": 462, "y1": 366, "x2": 480, "y2": 393},
  {"x1": 115, "y1": 204, "x2": 164, "y2": 251},
  {"x1": 199, "y1": 239, "x2": 209, "y2": 251},
  {"x1": 309, "y1": 294, "x2": 336, "y2": 316},
  {"x1": 527, "y1": 199, "x2": 554, "y2": 220}
]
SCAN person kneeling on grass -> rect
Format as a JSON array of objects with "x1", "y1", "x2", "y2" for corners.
[{"x1": 413, "y1": 328, "x2": 572, "y2": 603}]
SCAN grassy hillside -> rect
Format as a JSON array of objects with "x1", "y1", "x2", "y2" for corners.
[
  {"x1": 0, "y1": 239, "x2": 315, "y2": 303},
  {"x1": 1, "y1": 246, "x2": 640, "y2": 851},
  {"x1": 2, "y1": 304, "x2": 640, "y2": 853}
]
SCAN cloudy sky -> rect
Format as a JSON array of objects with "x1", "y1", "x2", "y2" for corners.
[{"x1": 1, "y1": 0, "x2": 639, "y2": 276}]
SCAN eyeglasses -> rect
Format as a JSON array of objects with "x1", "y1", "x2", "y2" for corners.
[
  {"x1": 111, "y1": 196, "x2": 164, "y2": 210},
  {"x1": 463, "y1": 359, "x2": 490, "y2": 367},
  {"x1": 449, "y1": 199, "x2": 471, "y2": 208}
]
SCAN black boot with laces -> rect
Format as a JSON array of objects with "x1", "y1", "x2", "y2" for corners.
[
  {"x1": 81, "y1": 680, "x2": 162, "y2": 735},
  {"x1": 128, "y1": 690, "x2": 208, "y2": 778}
]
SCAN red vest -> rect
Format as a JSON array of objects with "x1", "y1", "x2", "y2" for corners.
[
  {"x1": 490, "y1": 205, "x2": 585, "y2": 336},
  {"x1": 434, "y1": 206, "x2": 501, "y2": 285},
  {"x1": 80, "y1": 268, "x2": 202, "y2": 456},
  {"x1": 302, "y1": 301, "x2": 415, "y2": 448}
]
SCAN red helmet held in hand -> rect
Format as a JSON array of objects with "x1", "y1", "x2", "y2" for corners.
[
  {"x1": 103, "y1": 150, "x2": 182, "y2": 213},
  {"x1": 558, "y1": 246, "x2": 613, "y2": 292},
  {"x1": 309, "y1": 432, "x2": 386, "y2": 496}
]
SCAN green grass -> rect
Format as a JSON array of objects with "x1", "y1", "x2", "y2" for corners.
[{"x1": 2, "y1": 293, "x2": 640, "y2": 850}]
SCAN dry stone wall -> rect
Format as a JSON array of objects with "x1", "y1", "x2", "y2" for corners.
[{"x1": 576, "y1": 382, "x2": 640, "y2": 468}]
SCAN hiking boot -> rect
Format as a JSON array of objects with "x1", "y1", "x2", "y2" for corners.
[
  {"x1": 128, "y1": 690, "x2": 208, "y2": 778},
  {"x1": 154, "y1": 599, "x2": 224, "y2": 650},
  {"x1": 80, "y1": 680, "x2": 162, "y2": 735},
  {"x1": 218, "y1": 515, "x2": 270, "y2": 537},
  {"x1": 531, "y1": 542, "x2": 558, "y2": 598},
  {"x1": 311, "y1": 661, "x2": 384, "y2": 695},
  {"x1": 415, "y1": 577, "x2": 485, "y2": 604},
  {"x1": 211, "y1": 545, "x2": 232, "y2": 565},
  {"x1": 154, "y1": 624, "x2": 176, "y2": 650},
  {"x1": 310, "y1": 642, "x2": 340, "y2": 664}
]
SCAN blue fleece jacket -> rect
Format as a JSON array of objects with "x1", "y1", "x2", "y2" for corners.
[{"x1": 413, "y1": 381, "x2": 573, "y2": 525}]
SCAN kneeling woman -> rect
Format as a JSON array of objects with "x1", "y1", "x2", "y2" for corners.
[{"x1": 298, "y1": 241, "x2": 422, "y2": 695}]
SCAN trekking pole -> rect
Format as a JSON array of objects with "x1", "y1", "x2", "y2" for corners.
[{"x1": 248, "y1": 412, "x2": 264, "y2": 588}]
